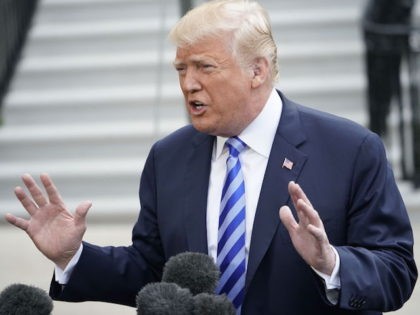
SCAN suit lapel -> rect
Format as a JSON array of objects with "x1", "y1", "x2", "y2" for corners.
[
  {"x1": 183, "y1": 132, "x2": 215, "y2": 254},
  {"x1": 245, "y1": 94, "x2": 308, "y2": 289}
]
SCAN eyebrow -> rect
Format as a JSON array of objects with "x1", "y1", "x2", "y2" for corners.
[
  {"x1": 173, "y1": 60, "x2": 183, "y2": 67},
  {"x1": 173, "y1": 56, "x2": 215, "y2": 66}
]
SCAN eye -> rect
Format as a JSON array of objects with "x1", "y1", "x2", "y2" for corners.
[
  {"x1": 200, "y1": 64, "x2": 215, "y2": 72},
  {"x1": 175, "y1": 66, "x2": 186, "y2": 75}
]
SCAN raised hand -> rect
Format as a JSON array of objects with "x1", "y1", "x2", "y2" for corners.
[
  {"x1": 5, "y1": 173, "x2": 92, "y2": 270},
  {"x1": 279, "y1": 181, "x2": 335, "y2": 275}
]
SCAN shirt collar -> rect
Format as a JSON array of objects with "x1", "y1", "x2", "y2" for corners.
[{"x1": 214, "y1": 88, "x2": 283, "y2": 159}]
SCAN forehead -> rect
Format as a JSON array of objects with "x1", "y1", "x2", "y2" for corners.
[{"x1": 174, "y1": 36, "x2": 233, "y2": 63}]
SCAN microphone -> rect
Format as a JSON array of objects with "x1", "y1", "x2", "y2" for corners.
[
  {"x1": 162, "y1": 252, "x2": 220, "y2": 296},
  {"x1": 136, "y1": 252, "x2": 235, "y2": 315},
  {"x1": 136, "y1": 282, "x2": 193, "y2": 315},
  {"x1": 193, "y1": 293, "x2": 235, "y2": 315},
  {"x1": 0, "y1": 283, "x2": 53, "y2": 315}
]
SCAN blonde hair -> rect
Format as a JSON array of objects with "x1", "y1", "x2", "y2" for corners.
[{"x1": 169, "y1": 0, "x2": 279, "y2": 81}]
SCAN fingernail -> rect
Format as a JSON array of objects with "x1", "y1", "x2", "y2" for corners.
[{"x1": 21, "y1": 173, "x2": 31, "y2": 180}]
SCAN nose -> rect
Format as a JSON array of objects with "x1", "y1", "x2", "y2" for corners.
[{"x1": 181, "y1": 69, "x2": 201, "y2": 93}]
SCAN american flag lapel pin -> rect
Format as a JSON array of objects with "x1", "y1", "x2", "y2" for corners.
[{"x1": 282, "y1": 157, "x2": 294, "y2": 170}]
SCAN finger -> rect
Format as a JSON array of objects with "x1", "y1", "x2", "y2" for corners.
[
  {"x1": 287, "y1": 181, "x2": 298, "y2": 206},
  {"x1": 307, "y1": 224, "x2": 332, "y2": 261},
  {"x1": 40, "y1": 173, "x2": 65, "y2": 206},
  {"x1": 279, "y1": 206, "x2": 298, "y2": 234},
  {"x1": 296, "y1": 198, "x2": 323, "y2": 228},
  {"x1": 74, "y1": 201, "x2": 92, "y2": 225},
  {"x1": 293, "y1": 198, "x2": 313, "y2": 228},
  {"x1": 307, "y1": 224, "x2": 325, "y2": 241},
  {"x1": 294, "y1": 201, "x2": 308, "y2": 226},
  {"x1": 5, "y1": 213, "x2": 30, "y2": 231},
  {"x1": 21, "y1": 173, "x2": 48, "y2": 207},
  {"x1": 288, "y1": 181, "x2": 313, "y2": 208},
  {"x1": 15, "y1": 186, "x2": 39, "y2": 216}
]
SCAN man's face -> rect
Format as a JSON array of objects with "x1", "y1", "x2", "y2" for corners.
[{"x1": 174, "y1": 36, "x2": 258, "y2": 137}]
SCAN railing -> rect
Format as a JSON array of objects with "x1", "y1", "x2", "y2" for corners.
[{"x1": 0, "y1": 0, "x2": 39, "y2": 122}]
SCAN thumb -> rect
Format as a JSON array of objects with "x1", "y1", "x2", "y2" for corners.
[
  {"x1": 279, "y1": 206, "x2": 298, "y2": 233},
  {"x1": 74, "y1": 201, "x2": 92, "y2": 225}
]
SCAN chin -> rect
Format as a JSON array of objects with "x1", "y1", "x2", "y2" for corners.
[
  {"x1": 190, "y1": 119, "x2": 235, "y2": 137},
  {"x1": 191, "y1": 120, "x2": 217, "y2": 135},
  {"x1": 191, "y1": 124, "x2": 212, "y2": 135}
]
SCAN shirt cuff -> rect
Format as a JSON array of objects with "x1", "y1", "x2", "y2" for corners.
[
  {"x1": 54, "y1": 244, "x2": 83, "y2": 285},
  {"x1": 311, "y1": 246, "x2": 341, "y2": 305},
  {"x1": 312, "y1": 245, "x2": 341, "y2": 290}
]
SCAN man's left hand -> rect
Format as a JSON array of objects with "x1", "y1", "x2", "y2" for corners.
[{"x1": 279, "y1": 181, "x2": 335, "y2": 275}]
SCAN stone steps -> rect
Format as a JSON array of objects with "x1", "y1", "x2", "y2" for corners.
[{"x1": 4, "y1": 0, "x2": 417, "y2": 220}]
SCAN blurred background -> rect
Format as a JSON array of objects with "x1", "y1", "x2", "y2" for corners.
[{"x1": 0, "y1": 0, "x2": 420, "y2": 314}]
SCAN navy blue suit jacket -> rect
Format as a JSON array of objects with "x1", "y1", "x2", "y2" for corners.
[{"x1": 51, "y1": 92, "x2": 417, "y2": 314}]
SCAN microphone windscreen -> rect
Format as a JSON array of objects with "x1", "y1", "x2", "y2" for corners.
[
  {"x1": 162, "y1": 252, "x2": 220, "y2": 295},
  {"x1": 193, "y1": 293, "x2": 235, "y2": 315},
  {"x1": 136, "y1": 282, "x2": 194, "y2": 315},
  {"x1": 0, "y1": 283, "x2": 53, "y2": 315}
]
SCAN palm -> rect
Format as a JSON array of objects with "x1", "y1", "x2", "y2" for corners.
[
  {"x1": 5, "y1": 174, "x2": 91, "y2": 269},
  {"x1": 27, "y1": 203, "x2": 81, "y2": 261}
]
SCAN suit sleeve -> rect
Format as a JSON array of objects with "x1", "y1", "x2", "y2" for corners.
[
  {"x1": 50, "y1": 143, "x2": 165, "y2": 306},
  {"x1": 336, "y1": 133, "x2": 417, "y2": 311}
]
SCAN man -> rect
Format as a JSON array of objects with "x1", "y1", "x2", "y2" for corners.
[
  {"x1": 5, "y1": 1, "x2": 417, "y2": 314},
  {"x1": 362, "y1": 0, "x2": 415, "y2": 180},
  {"x1": 362, "y1": 0, "x2": 415, "y2": 137}
]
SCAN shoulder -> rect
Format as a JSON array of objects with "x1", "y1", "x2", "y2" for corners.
[
  {"x1": 295, "y1": 102, "x2": 376, "y2": 145},
  {"x1": 297, "y1": 103, "x2": 388, "y2": 167},
  {"x1": 279, "y1": 92, "x2": 385, "y2": 156},
  {"x1": 152, "y1": 124, "x2": 213, "y2": 154},
  {"x1": 156, "y1": 125, "x2": 197, "y2": 146}
]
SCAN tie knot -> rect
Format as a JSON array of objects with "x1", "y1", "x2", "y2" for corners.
[{"x1": 226, "y1": 136, "x2": 247, "y2": 158}]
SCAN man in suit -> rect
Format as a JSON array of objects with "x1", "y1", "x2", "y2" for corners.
[{"x1": 5, "y1": 0, "x2": 417, "y2": 314}]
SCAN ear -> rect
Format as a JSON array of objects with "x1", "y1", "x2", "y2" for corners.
[{"x1": 251, "y1": 57, "x2": 270, "y2": 88}]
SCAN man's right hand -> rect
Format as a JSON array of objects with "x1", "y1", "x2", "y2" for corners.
[{"x1": 5, "y1": 173, "x2": 91, "y2": 270}]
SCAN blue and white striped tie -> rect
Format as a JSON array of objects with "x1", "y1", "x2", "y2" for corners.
[{"x1": 216, "y1": 136, "x2": 247, "y2": 313}]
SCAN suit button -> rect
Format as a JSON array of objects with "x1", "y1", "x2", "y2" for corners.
[{"x1": 349, "y1": 296, "x2": 366, "y2": 309}]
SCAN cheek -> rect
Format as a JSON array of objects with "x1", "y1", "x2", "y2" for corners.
[
  {"x1": 213, "y1": 103, "x2": 242, "y2": 129},
  {"x1": 179, "y1": 80, "x2": 187, "y2": 95}
]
